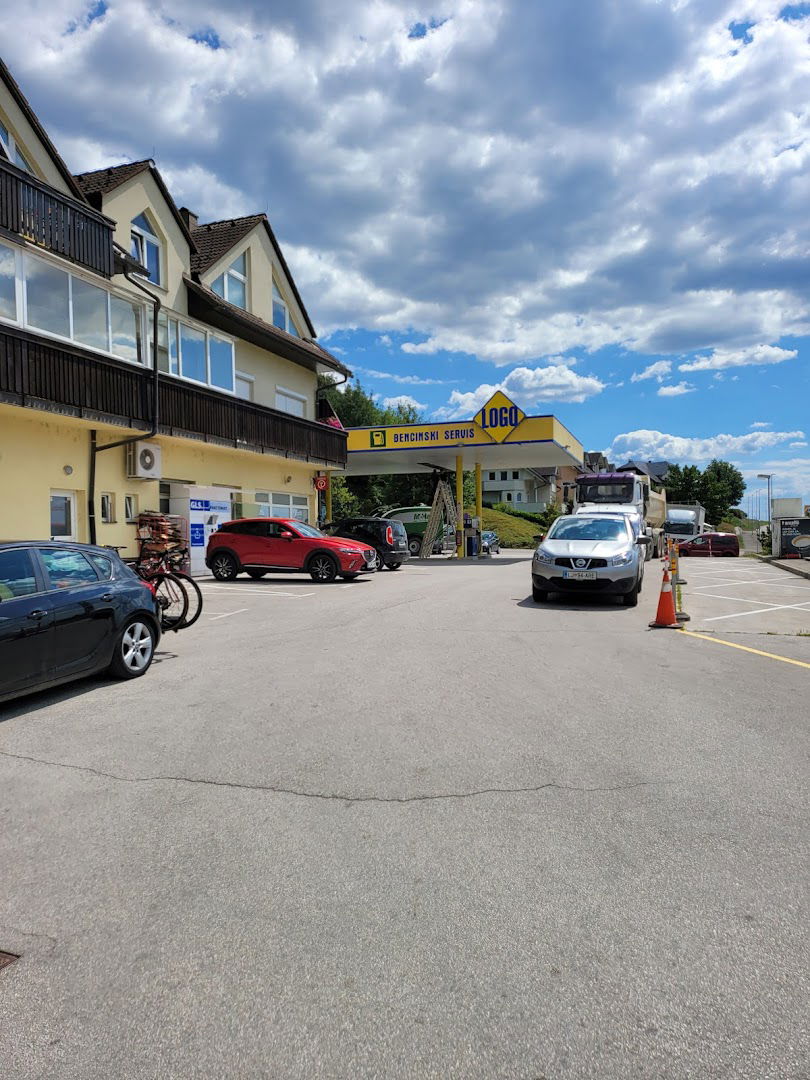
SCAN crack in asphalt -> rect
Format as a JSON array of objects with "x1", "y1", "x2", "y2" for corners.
[
  {"x1": 0, "y1": 923, "x2": 58, "y2": 950},
  {"x1": 0, "y1": 749, "x2": 666, "y2": 804}
]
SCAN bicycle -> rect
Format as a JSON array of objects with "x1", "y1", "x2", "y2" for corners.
[
  {"x1": 107, "y1": 545, "x2": 189, "y2": 632},
  {"x1": 135, "y1": 542, "x2": 203, "y2": 629}
]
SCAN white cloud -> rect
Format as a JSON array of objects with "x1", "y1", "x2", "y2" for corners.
[
  {"x1": 679, "y1": 345, "x2": 797, "y2": 373},
  {"x1": 740, "y1": 458, "x2": 810, "y2": 499},
  {"x1": 657, "y1": 381, "x2": 695, "y2": 397},
  {"x1": 433, "y1": 364, "x2": 605, "y2": 419},
  {"x1": 631, "y1": 360, "x2": 671, "y2": 383},
  {"x1": 606, "y1": 428, "x2": 806, "y2": 463},
  {"x1": 353, "y1": 366, "x2": 448, "y2": 385},
  {"x1": 790, "y1": 441, "x2": 808, "y2": 448},
  {"x1": 750, "y1": 421, "x2": 771, "y2": 429},
  {"x1": 382, "y1": 394, "x2": 427, "y2": 411}
]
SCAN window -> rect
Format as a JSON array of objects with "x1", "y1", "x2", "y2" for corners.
[
  {"x1": 89, "y1": 554, "x2": 113, "y2": 580},
  {"x1": 516, "y1": 492, "x2": 522, "y2": 502},
  {"x1": 125, "y1": 494, "x2": 138, "y2": 522},
  {"x1": 209, "y1": 334, "x2": 234, "y2": 391},
  {"x1": 275, "y1": 387, "x2": 306, "y2": 418},
  {"x1": 130, "y1": 213, "x2": 161, "y2": 285},
  {"x1": 488, "y1": 472, "x2": 495, "y2": 480},
  {"x1": 154, "y1": 312, "x2": 234, "y2": 391},
  {"x1": 40, "y1": 548, "x2": 99, "y2": 589},
  {"x1": 506, "y1": 492, "x2": 512, "y2": 501},
  {"x1": 0, "y1": 548, "x2": 38, "y2": 598},
  {"x1": 500, "y1": 471, "x2": 507, "y2": 481},
  {"x1": 110, "y1": 294, "x2": 144, "y2": 363},
  {"x1": 180, "y1": 323, "x2": 206, "y2": 383},
  {"x1": 235, "y1": 372, "x2": 254, "y2": 401},
  {"x1": 100, "y1": 493, "x2": 115, "y2": 523},
  {"x1": 272, "y1": 283, "x2": 300, "y2": 337},
  {"x1": 50, "y1": 491, "x2": 76, "y2": 540},
  {"x1": 512, "y1": 471, "x2": 520, "y2": 480},
  {"x1": 212, "y1": 252, "x2": 248, "y2": 310},
  {"x1": 0, "y1": 240, "x2": 16, "y2": 321},
  {"x1": 72, "y1": 277, "x2": 109, "y2": 352},
  {"x1": 159, "y1": 483, "x2": 171, "y2": 515},
  {"x1": 26, "y1": 259, "x2": 70, "y2": 337},
  {"x1": 0, "y1": 118, "x2": 33, "y2": 173}
]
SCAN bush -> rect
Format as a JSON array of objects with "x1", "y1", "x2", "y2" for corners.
[{"x1": 491, "y1": 502, "x2": 562, "y2": 530}]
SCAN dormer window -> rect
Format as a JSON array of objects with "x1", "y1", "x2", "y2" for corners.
[
  {"x1": 0, "y1": 117, "x2": 33, "y2": 173},
  {"x1": 272, "y1": 283, "x2": 299, "y2": 337},
  {"x1": 130, "y1": 212, "x2": 161, "y2": 285},
  {"x1": 212, "y1": 252, "x2": 247, "y2": 310}
]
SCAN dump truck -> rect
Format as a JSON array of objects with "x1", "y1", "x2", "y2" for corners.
[
  {"x1": 663, "y1": 503, "x2": 706, "y2": 542},
  {"x1": 573, "y1": 472, "x2": 666, "y2": 559}
]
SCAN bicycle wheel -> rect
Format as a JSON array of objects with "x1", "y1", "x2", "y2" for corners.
[
  {"x1": 152, "y1": 573, "x2": 189, "y2": 631},
  {"x1": 172, "y1": 572, "x2": 203, "y2": 628}
]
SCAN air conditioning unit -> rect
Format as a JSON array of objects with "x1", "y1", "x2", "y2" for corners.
[{"x1": 126, "y1": 441, "x2": 162, "y2": 480}]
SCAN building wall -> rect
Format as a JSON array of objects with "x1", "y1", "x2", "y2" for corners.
[
  {"x1": 0, "y1": 404, "x2": 317, "y2": 559},
  {"x1": 234, "y1": 339, "x2": 317, "y2": 416},
  {"x1": 0, "y1": 83, "x2": 72, "y2": 195}
]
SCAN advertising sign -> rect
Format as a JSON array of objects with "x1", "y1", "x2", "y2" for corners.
[
  {"x1": 777, "y1": 517, "x2": 810, "y2": 557},
  {"x1": 190, "y1": 523, "x2": 205, "y2": 547}
]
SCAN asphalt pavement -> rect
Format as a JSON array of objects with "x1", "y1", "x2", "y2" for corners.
[{"x1": 1, "y1": 552, "x2": 808, "y2": 1079}]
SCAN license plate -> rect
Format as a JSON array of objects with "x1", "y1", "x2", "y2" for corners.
[{"x1": 563, "y1": 570, "x2": 597, "y2": 580}]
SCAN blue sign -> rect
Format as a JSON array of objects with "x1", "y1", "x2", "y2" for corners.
[
  {"x1": 190, "y1": 499, "x2": 210, "y2": 511},
  {"x1": 190, "y1": 524, "x2": 205, "y2": 547}
]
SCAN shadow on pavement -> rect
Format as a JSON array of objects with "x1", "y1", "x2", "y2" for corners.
[{"x1": 516, "y1": 593, "x2": 632, "y2": 611}]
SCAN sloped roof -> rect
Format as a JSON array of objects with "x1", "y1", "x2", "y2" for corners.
[
  {"x1": 190, "y1": 213, "x2": 316, "y2": 338},
  {"x1": 0, "y1": 57, "x2": 87, "y2": 201},
  {"x1": 74, "y1": 160, "x2": 197, "y2": 253},
  {"x1": 184, "y1": 276, "x2": 349, "y2": 378}
]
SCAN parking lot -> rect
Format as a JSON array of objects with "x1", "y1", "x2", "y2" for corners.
[{"x1": 1, "y1": 552, "x2": 809, "y2": 1079}]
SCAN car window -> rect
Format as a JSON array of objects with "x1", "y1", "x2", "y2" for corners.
[
  {"x1": 0, "y1": 548, "x2": 38, "y2": 598},
  {"x1": 40, "y1": 548, "x2": 100, "y2": 590},
  {"x1": 89, "y1": 553, "x2": 113, "y2": 579}
]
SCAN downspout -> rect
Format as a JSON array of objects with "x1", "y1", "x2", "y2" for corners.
[{"x1": 88, "y1": 267, "x2": 161, "y2": 545}]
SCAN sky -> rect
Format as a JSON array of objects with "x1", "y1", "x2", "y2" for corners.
[{"x1": 6, "y1": 0, "x2": 810, "y2": 503}]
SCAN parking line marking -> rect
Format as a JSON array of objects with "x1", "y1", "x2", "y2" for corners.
[
  {"x1": 703, "y1": 601, "x2": 810, "y2": 622},
  {"x1": 208, "y1": 608, "x2": 248, "y2": 620},
  {"x1": 681, "y1": 630, "x2": 810, "y2": 670}
]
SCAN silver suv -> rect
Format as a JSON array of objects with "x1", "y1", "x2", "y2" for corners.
[{"x1": 531, "y1": 514, "x2": 649, "y2": 606}]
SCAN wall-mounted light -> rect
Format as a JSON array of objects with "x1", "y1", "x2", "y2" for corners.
[{"x1": 63, "y1": 465, "x2": 73, "y2": 475}]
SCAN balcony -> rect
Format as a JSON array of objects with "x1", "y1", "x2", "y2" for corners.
[
  {"x1": 0, "y1": 158, "x2": 115, "y2": 278},
  {"x1": 0, "y1": 326, "x2": 348, "y2": 468}
]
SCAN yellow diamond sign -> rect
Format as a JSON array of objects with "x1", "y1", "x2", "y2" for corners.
[{"x1": 474, "y1": 391, "x2": 525, "y2": 443}]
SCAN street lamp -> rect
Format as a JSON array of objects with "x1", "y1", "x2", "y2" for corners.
[{"x1": 757, "y1": 473, "x2": 773, "y2": 525}]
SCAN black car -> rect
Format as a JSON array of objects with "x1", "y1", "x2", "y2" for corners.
[
  {"x1": 323, "y1": 517, "x2": 410, "y2": 570},
  {"x1": 0, "y1": 541, "x2": 162, "y2": 704}
]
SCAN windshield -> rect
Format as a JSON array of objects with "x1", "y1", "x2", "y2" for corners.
[
  {"x1": 665, "y1": 522, "x2": 696, "y2": 535},
  {"x1": 548, "y1": 518, "x2": 629, "y2": 542},
  {"x1": 290, "y1": 522, "x2": 325, "y2": 539},
  {"x1": 577, "y1": 481, "x2": 634, "y2": 504}
]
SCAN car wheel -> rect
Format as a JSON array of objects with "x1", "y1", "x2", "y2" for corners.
[
  {"x1": 532, "y1": 583, "x2": 549, "y2": 602},
  {"x1": 247, "y1": 570, "x2": 268, "y2": 580},
  {"x1": 108, "y1": 618, "x2": 155, "y2": 679},
  {"x1": 373, "y1": 549, "x2": 385, "y2": 571},
  {"x1": 408, "y1": 537, "x2": 422, "y2": 556},
  {"x1": 309, "y1": 554, "x2": 338, "y2": 583},
  {"x1": 622, "y1": 580, "x2": 640, "y2": 607},
  {"x1": 211, "y1": 551, "x2": 238, "y2": 581}
]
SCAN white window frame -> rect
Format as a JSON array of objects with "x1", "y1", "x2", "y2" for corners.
[
  {"x1": 130, "y1": 212, "x2": 162, "y2": 287},
  {"x1": 272, "y1": 281, "x2": 301, "y2": 336},
  {"x1": 275, "y1": 385, "x2": 307, "y2": 418},
  {"x1": 212, "y1": 252, "x2": 249, "y2": 309},
  {"x1": 235, "y1": 371, "x2": 254, "y2": 401},
  {"x1": 153, "y1": 309, "x2": 236, "y2": 394},
  {"x1": 100, "y1": 492, "x2": 115, "y2": 524},
  {"x1": 124, "y1": 494, "x2": 138, "y2": 523},
  {"x1": 50, "y1": 490, "x2": 77, "y2": 542},
  {"x1": 0, "y1": 117, "x2": 33, "y2": 173}
]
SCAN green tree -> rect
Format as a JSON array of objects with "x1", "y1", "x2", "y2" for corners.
[{"x1": 702, "y1": 459, "x2": 745, "y2": 507}]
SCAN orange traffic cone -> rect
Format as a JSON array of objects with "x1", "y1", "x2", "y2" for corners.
[{"x1": 649, "y1": 567, "x2": 680, "y2": 628}]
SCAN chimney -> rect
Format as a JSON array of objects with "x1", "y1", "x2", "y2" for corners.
[{"x1": 179, "y1": 207, "x2": 198, "y2": 230}]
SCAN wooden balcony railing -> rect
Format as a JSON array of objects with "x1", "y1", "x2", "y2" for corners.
[
  {"x1": 0, "y1": 159, "x2": 115, "y2": 278},
  {"x1": 0, "y1": 327, "x2": 348, "y2": 467}
]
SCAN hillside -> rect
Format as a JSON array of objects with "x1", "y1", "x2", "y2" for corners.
[{"x1": 478, "y1": 507, "x2": 540, "y2": 548}]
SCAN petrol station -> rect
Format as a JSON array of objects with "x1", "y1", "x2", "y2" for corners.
[{"x1": 331, "y1": 391, "x2": 584, "y2": 558}]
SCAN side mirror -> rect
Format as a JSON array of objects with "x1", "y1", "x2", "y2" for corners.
[
  {"x1": 636, "y1": 535, "x2": 651, "y2": 545},
  {"x1": 533, "y1": 534, "x2": 545, "y2": 542},
  {"x1": 280, "y1": 529, "x2": 294, "y2": 540}
]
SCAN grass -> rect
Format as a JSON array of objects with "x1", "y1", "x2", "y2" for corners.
[{"x1": 476, "y1": 506, "x2": 540, "y2": 548}]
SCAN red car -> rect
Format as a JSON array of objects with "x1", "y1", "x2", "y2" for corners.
[
  {"x1": 677, "y1": 532, "x2": 740, "y2": 557},
  {"x1": 206, "y1": 518, "x2": 377, "y2": 583}
]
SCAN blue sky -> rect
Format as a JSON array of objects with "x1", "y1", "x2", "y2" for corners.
[{"x1": 7, "y1": 0, "x2": 810, "y2": 500}]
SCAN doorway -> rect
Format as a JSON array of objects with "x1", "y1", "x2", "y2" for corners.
[{"x1": 50, "y1": 490, "x2": 77, "y2": 541}]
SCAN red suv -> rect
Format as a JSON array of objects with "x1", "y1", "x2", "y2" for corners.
[
  {"x1": 206, "y1": 518, "x2": 377, "y2": 583},
  {"x1": 678, "y1": 532, "x2": 740, "y2": 557}
]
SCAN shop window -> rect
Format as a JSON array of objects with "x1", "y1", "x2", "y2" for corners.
[
  {"x1": 125, "y1": 494, "x2": 138, "y2": 522},
  {"x1": 100, "y1": 493, "x2": 115, "y2": 523}
]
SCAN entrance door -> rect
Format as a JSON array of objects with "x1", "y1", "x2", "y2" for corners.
[{"x1": 50, "y1": 490, "x2": 77, "y2": 541}]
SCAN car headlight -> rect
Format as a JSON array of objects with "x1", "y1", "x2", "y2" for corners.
[
  {"x1": 338, "y1": 547, "x2": 360, "y2": 554},
  {"x1": 611, "y1": 549, "x2": 635, "y2": 566},
  {"x1": 533, "y1": 547, "x2": 555, "y2": 565}
]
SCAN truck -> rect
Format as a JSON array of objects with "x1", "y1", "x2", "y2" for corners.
[
  {"x1": 573, "y1": 472, "x2": 666, "y2": 559},
  {"x1": 663, "y1": 503, "x2": 706, "y2": 542},
  {"x1": 379, "y1": 506, "x2": 454, "y2": 556}
]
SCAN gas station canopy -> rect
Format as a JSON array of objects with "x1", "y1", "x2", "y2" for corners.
[{"x1": 343, "y1": 391, "x2": 584, "y2": 476}]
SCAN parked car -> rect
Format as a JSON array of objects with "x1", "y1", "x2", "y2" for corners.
[
  {"x1": 206, "y1": 518, "x2": 377, "y2": 582},
  {"x1": 322, "y1": 517, "x2": 409, "y2": 571},
  {"x1": 481, "y1": 530, "x2": 500, "y2": 554},
  {"x1": 677, "y1": 532, "x2": 740, "y2": 557},
  {"x1": 0, "y1": 541, "x2": 162, "y2": 704},
  {"x1": 531, "y1": 514, "x2": 649, "y2": 606}
]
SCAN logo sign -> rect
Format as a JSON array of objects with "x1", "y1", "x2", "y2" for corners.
[
  {"x1": 474, "y1": 391, "x2": 525, "y2": 443},
  {"x1": 575, "y1": 558, "x2": 587, "y2": 568},
  {"x1": 314, "y1": 475, "x2": 329, "y2": 492},
  {"x1": 189, "y1": 499, "x2": 210, "y2": 511},
  {"x1": 370, "y1": 430, "x2": 387, "y2": 447},
  {"x1": 189, "y1": 523, "x2": 205, "y2": 547}
]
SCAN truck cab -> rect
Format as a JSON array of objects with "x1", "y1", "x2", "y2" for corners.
[{"x1": 573, "y1": 472, "x2": 665, "y2": 558}]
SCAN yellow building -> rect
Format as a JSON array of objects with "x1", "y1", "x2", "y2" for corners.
[{"x1": 0, "y1": 58, "x2": 348, "y2": 570}]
